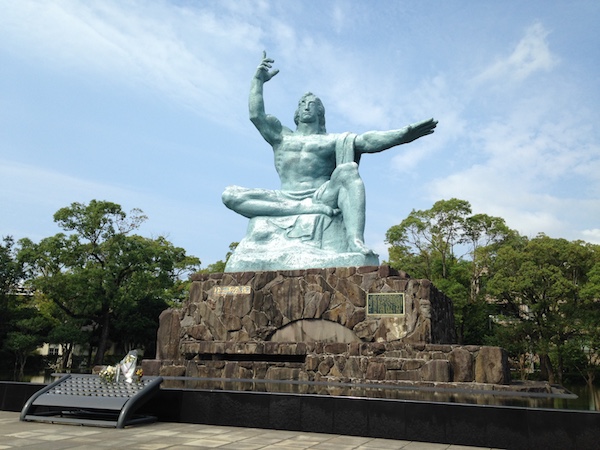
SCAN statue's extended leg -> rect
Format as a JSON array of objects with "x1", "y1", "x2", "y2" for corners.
[
  {"x1": 222, "y1": 186, "x2": 337, "y2": 218},
  {"x1": 326, "y1": 163, "x2": 374, "y2": 255}
]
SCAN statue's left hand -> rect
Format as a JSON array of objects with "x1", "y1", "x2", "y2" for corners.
[{"x1": 403, "y1": 118, "x2": 437, "y2": 143}]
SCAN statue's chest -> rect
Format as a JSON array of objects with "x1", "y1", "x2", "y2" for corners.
[{"x1": 279, "y1": 135, "x2": 335, "y2": 161}]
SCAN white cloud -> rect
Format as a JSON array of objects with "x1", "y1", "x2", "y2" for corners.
[
  {"x1": 0, "y1": 1, "x2": 266, "y2": 127},
  {"x1": 419, "y1": 19, "x2": 599, "y2": 243},
  {"x1": 0, "y1": 158, "x2": 145, "y2": 242},
  {"x1": 0, "y1": 159, "x2": 144, "y2": 210},
  {"x1": 0, "y1": 158, "x2": 237, "y2": 263},
  {"x1": 582, "y1": 229, "x2": 600, "y2": 245},
  {"x1": 475, "y1": 22, "x2": 559, "y2": 84},
  {"x1": 426, "y1": 109, "x2": 600, "y2": 240}
]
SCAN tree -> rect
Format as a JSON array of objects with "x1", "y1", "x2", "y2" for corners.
[
  {"x1": 385, "y1": 199, "x2": 515, "y2": 344},
  {"x1": 570, "y1": 261, "x2": 600, "y2": 385},
  {"x1": 36, "y1": 293, "x2": 89, "y2": 372},
  {"x1": 386, "y1": 198, "x2": 472, "y2": 280},
  {"x1": 1, "y1": 237, "x2": 53, "y2": 379},
  {"x1": 487, "y1": 235, "x2": 599, "y2": 383},
  {"x1": 19, "y1": 200, "x2": 200, "y2": 365},
  {"x1": 0, "y1": 237, "x2": 24, "y2": 350},
  {"x1": 0, "y1": 236, "x2": 34, "y2": 377},
  {"x1": 3, "y1": 295, "x2": 52, "y2": 380}
]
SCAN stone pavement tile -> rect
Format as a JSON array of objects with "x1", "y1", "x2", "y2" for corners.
[
  {"x1": 308, "y1": 444, "x2": 359, "y2": 450},
  {"x1": 139, "y1": 436, "x2": 208, "y2": 449},
  {"x1": 0, "y1": 411, "x2": 494, "y2": 450},
  {"x1": 235, "y1": 435, "x2": 288, "y2": 445},
  {"x1": 356, "y1": 438, "x2": 413, "y2": 449},
  {"x1": 180, "y1": 437, "x2": 243, "y2": 447},
  {"x1": 6, "y1": 430, "x2": 48, "y2": 439},
  {"x1": 264, "y1": 437, "x2": 332, "y2": 449},
  {"x1": 217, "y1": 442, "x2": 277, "y2": 450},
  {"x1": 285, "y1": 432, "x2": 337, "y2": 442},
  {"x1": 401, "y1": 442, "x2": 451, "y2": 449},
  {"x1": 324, "y1": 435, "x2": 373, "y2": 445},
  {"x1": 221, "y1": 428, "x2": 268, "y2": 439},
  {"x1": 142, "y1": 429, "x2": 182, "y2": 436},
  {"x1": 260, "y1": 443, "x2": 310, "y2": 449},
  {"x1": 134, "y1": 444, "x2": 175, "y2": 450},
  {"x1": 1, "y1": 438, "x2": 43, "y2": 448},
  {"x1": 261, "y1": 429, "x2": 303, "y2": 440}
]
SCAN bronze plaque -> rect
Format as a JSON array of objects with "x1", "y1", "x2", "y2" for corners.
[
  {"x1": 367, "y1": 293, "x2": 405, "y2": 316},
  {"x1": 212, "y1": 285, "x2": 251, "y2": 295}
]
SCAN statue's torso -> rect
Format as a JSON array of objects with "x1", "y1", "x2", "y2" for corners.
[{"x1": 274, "y1": 133, "x2": 337, "y2": 192}]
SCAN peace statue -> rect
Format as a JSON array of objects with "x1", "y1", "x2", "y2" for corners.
[{"x1": 222, "y1": 52, "x2": 437, "y2": 272}]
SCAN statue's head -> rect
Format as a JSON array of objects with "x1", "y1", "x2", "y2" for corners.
[{"x1": 294, "y1": 92, "x2": 326, "y2": 133}]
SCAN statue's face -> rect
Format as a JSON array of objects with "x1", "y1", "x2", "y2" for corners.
[
  {"x1": 294, "y1": 93, "x2": 325, "y2": 132},
  {"x1": 297, "y1": 96, "x2": 319, "y2": 124}
]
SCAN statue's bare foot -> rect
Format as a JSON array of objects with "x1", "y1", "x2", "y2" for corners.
[
  {"x1": 300, "y1": 200, "x2": 340, "y2": 216},
  {"x1": 348, "y1": 238, "x2": 375, "y2": 256},
  {"x1": 315, "y1": 205, "x2": 340, "y2": 216}
]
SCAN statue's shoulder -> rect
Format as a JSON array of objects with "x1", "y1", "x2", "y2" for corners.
[
  {"x1": 280, "y1": 126, "x2": 294, "y2": 135},
  {"x1": 315, "y1": 132, "x2": 340, "y2": 141},
  {"x1": 326, "y1": 132, "x2": 356, "y2": 141}
]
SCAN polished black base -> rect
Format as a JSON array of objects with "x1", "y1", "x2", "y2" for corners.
[
  {"x1": 139, "y1": 388, "x2": 600, "y2": 450},
  {"x1": 3, "y1": 381, "x2": 599, "y2": 449}
]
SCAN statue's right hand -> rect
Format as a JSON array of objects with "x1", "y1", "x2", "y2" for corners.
[{"x1": 256, "y1": 51, "x2": 279, "y2": 82}]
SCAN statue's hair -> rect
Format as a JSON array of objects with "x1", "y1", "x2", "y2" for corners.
[{"x1": 294, "y1": 92, "x2": 326, "y2": 133}]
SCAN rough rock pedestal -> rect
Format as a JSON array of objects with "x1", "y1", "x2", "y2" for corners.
[
  {"x1": 184, "y1": 265, "x2": 454, "y2": 345},
  {"x1": 146, "y1": 266, "x2": 511, "y2": 389}
]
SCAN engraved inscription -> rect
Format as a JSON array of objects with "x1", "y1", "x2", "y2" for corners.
[
  {"x1": 213, "y1": 286, "x2": 251, "y2": 296},
  {"x1": 367, "y1": 293, "x2": 405, "y2": 316}
]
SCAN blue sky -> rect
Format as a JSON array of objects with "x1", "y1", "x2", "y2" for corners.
[{"x1": 1, "y1": 1, "x2": 599, "y2": 267}]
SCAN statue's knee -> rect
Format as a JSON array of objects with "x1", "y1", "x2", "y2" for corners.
[
  {"x1": 333, "y1": 162, "x2": 361, "y2": 185},
  {"x1": 336, "y1": 162, "x2": 359, "y2": 177},
  {"x1": 222, "y1": 186, "x2": 238, "y2": 208},
  {"x1": 340, "y1": 161, "x2": 359, "y2": 171}
]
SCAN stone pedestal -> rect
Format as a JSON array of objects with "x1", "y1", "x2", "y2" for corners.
[
  {"x1": 146, "y1": 265, "x2": 511, "y2": 388},
  {"x1": 183, "y1": 265, "x2": 454, "y2": 346}
]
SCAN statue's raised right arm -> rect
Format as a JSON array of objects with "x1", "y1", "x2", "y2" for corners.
[{"x1": 249, "y1": 51, "x2": 283, "y2": 146}]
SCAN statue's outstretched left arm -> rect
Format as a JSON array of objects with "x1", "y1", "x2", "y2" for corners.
[{"x1": 354, "y1": 118, "x2": 437, "y2": 154}]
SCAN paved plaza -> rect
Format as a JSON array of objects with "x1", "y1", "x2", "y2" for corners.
[{"x1": 0, "y1": 411, "x2": 500, "y2": 449}]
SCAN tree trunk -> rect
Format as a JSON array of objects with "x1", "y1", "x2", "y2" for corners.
[
  {"x1": 555, "y1": 350, "x2": 564, "y2": 385},
  {"x1": 586, "y1": 370, "x2": 595, "y2": 388},
  {"x1": 93, "y1": 311, "x2": 111, "y2": 366},
  {"x1": 540, "y1": 353, "x2": 555, "y2": 384},
  {"x1": 15, "y1": 353, "x2": 27, "y2": 382},
  {"x1": 519, "y1": 354, "x2": 528, "y2": 381},
  {"x1": 66, "y1": 343, "x2": 74, "y2": 370},
  {"x1": 60, "y1": 343, "x2": 73, "y2": 372}
]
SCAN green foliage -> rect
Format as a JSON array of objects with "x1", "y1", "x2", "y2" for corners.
[
  {"x1": 385, "y1": 199, "x2": 600, "y2": 384},
  {"x1": 0, "y1": 236, "x2": 24, "y2": 297},
  {"x1": 0, "y1": 236, "x2": 29, "y2": 374},
  {"x1": 2, "y1": 292, "x2": 53, "y2": 380},
  {"x1": 485, "y1": 317, "x2": 532, "y2": 380},
  {"x1": 19, "y1": 200, "x2": 200, "y2": 365},
  {"x1": 487, "y1": 235, "x2": 598, "y2": 383},
  {"x1": 385, "y1": 199, "x2": 515, "y2": 344},
  {"x1": 386, "y1": 198, "x2": 472, "y2": 280}
]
